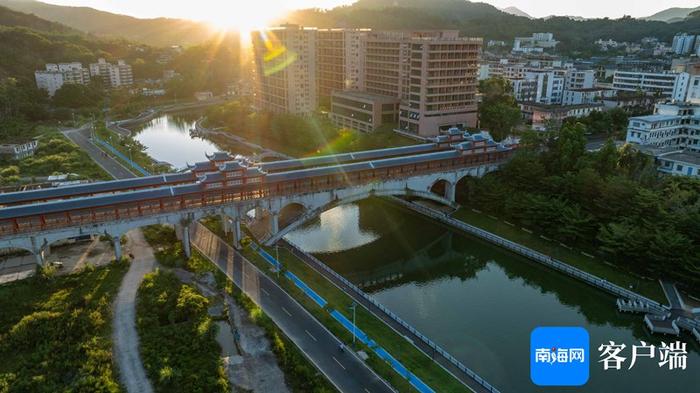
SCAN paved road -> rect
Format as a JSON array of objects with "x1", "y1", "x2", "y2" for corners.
[
  {"x1": 113, "y1": 230, "x2": 156, "y2": 393},
  {"x1": 281, "y1": 239, "x2": 486, "y2": 393},
  {"x1": 191, "y1": 223, "x2": 394, "y2": 393},
  {"x1": 63, "y1": 125, "x2": 137, "y2": 180}
]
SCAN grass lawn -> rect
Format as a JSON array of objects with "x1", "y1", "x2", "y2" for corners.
[
  {"x1": 95, "y1": 126, "x2": 170, "y2": 175},
  {"x1": 0, "y1": 261, "x2": 128, "y2": 392},
  {"x1": 239, "y1": 243, "x2": 471, "y2": 393},
  {"x1": 11, "y1": 131, "x2": 110, "y2": 182},
  {"x1": 451, "y1": 208, "x2": 667, "y2": 303}
]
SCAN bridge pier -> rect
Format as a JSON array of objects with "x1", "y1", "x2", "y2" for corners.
[
  {"x1": 221, "y1": 213, "x2": 231, "y2": 234},
  {"x1": 182, "y1": 224, "x2": 192, "y2": 258},
  {"x1": 445, "y1": 182, "x2": 456, "y2": 203},
  {"x1": 271, "y1": 212, "x2": 279, "y2": 236},
  {"x1": 232, "y1": 218, "x2": 242, "y2": 250},
  {"x1": 112, "y1": 235, "x2": 123, "y2": 261}
]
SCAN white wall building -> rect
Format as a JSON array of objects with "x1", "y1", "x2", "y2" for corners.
[
  {"x1": 612, "y1": 71, "x2": 690, "y2": 101},
  {"x1": 626, "y1": 102, "x2": 700, "y2": 177},
  {"x1": 90, "y1": 58, "x2": 133, "y2": 88},
  {"x1": 564, "y1": 69, "x2": 595, "y2": 90},
  {"x1": 512, "y1": 33, "x2": 558, "y2": 54},
  {"x1": 512, "y1": 70, "x2": 564, "y2": 104},
  {"x1": 671, "y1": 33, "x2": 699, "y2": 55},
  {"x1": 562, "y1": 88, "x2": 616, "y2": 105},
  {"x1": 35, "y1": 62, "x2": 90, "y2": 96}
]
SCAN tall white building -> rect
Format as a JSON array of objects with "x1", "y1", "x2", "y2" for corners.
[
  {"x1": 34, "y1": 63, "x2": 90, "y2": 96},
  {"x1": 564, "y1": 69, "x2": 595, "y2": 90},
  {"x1": 252, "y1": 25, "x2": 318, "y2": 115},
  {"x1": 612, "y1": 71, "x2": 690, "y2": 101},
  {"x1": 89, "y1": 58, "x2": 133, "y2": 88},
  {"x1": 671, "y1": 33, "x2": 699, "y2": 55}
]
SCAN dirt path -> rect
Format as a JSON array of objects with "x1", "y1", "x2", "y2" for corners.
[{"x1": 112, "y1": 230, "x2": 155, "y2": 393}]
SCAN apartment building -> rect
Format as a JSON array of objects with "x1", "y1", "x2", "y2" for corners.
[
  {"x1": 511, "y1": 70, "x2": 564, "y2": 104},
  {"x1": 89, "y1": 58, "x2": 133, "y2": 88},
  {"x1": 394, "y1": 31, "x2": 481, "y2": 136},
  {"x1": 253, "y1": 27, "x2": 481, "y2": 136},
  {"x1": 564, "y1": 69, "x2": 595, "y2": 90},
  {"x1": 251, "y1": 25, "x2": 318, "y2": 114},
  {"x1": 34, "y1": 62, "x2": 90, "y2": 96},
  {"x1": 612, "y1": 71, "x2": 689, "y2": 101},
  {"x1": 316, "y1": 29, "x2": 369, "y2": 104},
  {"x1": 671, "y1": 33, "x2": 700, "y2": 55}
]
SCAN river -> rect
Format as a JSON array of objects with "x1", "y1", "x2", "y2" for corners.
[{"x1": 284, "y1": 198, "x2": 700, "y2": 393}]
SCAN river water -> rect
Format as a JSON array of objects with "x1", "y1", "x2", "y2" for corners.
[
  {"x1": 131, "y1": 112, "x2": 223, "y2": 169},
  {"x1": 285, "y1": 198, "x2": 700, "y2": 393}
]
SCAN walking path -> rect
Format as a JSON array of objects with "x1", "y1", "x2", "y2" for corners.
[
  {"x1": 190, "y1": 223, "x2": 395, "y2": 393},
  {"x1": 112, "y1": 230, "x2": 155, "y2": 393},
  {"x1": 63, "y1": 125, "x2": 137, "y2": 180},
  {"x1": 194, "y1": 118, "x2": 294, "y2": 160}
]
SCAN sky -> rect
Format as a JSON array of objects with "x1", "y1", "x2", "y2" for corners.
[{"x1": 41, "y1": 0, "x2": 700, "y2": 25}]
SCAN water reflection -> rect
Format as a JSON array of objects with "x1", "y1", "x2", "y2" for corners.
[
  {"x1": 284, "y1": 204, "x2": 379, "y2": 253},
  {"x1": 286, "y1": 198, "x2": 700, "y2": 393},
  {"x1": 132, "y1": 112, "x2": 222, "y2": 169}
]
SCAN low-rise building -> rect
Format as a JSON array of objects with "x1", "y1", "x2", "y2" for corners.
[
  {"x1": 562, "y1": 87, "x2": 616, "y2": 105},
  {"x1": 34, "y1": 62, "x2": 90, "y2": 96},
  {"x1": 512, "y1": 33, "x2": 558, "y2": 54},
  {"x1": 520, "y1": 102, "x2": 603, "y2": 131},
  {"x1": 612, "y1": 71, "x2": 689, "y2": 101},
  {"x1": 330, "y1": 90, "x2": 399, "y2": 132},
  {"x1": 194, "y1": 91, "x2": 214, "y2": 101},
  {"x1": 0, "y1": 140, "x2": 39, "y2": 160}
]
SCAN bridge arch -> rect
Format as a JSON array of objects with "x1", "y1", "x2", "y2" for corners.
[
  {"x1": 429, "y1": 178, "x2": 454, "y2": 201},
  {"x1": 264, "y1": 188, "x2": 455, "y2": 245}
]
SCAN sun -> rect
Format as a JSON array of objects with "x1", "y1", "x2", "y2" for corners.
[{"x1": 204, "y1": 3, "x2": 284, "y2": 34}]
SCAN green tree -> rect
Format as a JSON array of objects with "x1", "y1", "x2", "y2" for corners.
[
  {"x1": 554, "y1": 122, "x2": 587, "y2": 173},
  {"x1": 478, "y1": 77, "x2": 520, "y2": 140}
]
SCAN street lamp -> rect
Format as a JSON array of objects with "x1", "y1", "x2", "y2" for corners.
[{"x1": 349, "y1": 302, "x2": 357, "y2": 344}]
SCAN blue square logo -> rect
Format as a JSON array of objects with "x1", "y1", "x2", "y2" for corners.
[{"x1": 530, "y1": 326, "x2": 589, "y2": 386}]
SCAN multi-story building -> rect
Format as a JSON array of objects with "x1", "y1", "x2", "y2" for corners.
[
  {"x1": 512, "y1": 33, "x2": 558, "y2": 54},
  {"x1": 330, "y1": 90, "x2": 399, "y2": 132},
  {"x1": 626, "y1": 102, "x2": 700, "y2": 177},
  {"x1": 34, "y1": 62, "x2": 90, "y2": 96},
  {"x1": 316, "y1": 28, "x2": 369, "y2": 104},
  {"x1": 671, "y1": 33, "x2": 699, "y2": 55},
  {"x1": 89, "y1": 58, "x2": 133, "y2": 88},
  {"x1": 564, "y1": 69, "x2": 595, "y2": 90},
  {"x1": 562, "y1": 87, "x2": 616, "y2": 105},
  {"x1": 252, "y1": 27, "x2": 481, "y2": 136},
  {"x1": 251, "y1": 25, "x2": 318, "y2": 115},
  {"x1": 612, "y1": 71, "x2": 690, "y2": 101},
  {"x1": 511, "y1": 70, "x2": 564, "y2": 104},
  {"x1": 520, "y1": 102, "x2": 602, "y2": 131},
  {"x1": 394, "y1": 31, "x2": 481, "y2": 136}
]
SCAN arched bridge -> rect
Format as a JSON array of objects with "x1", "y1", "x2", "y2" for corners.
[{"x1": 0, "y1": 131, "x2": 515, "y2": 265}]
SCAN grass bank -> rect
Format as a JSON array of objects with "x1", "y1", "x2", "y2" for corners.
[
  {"x1": 0, "y1": 260, "x2": 128, "y2": 392},
  {"x1": 136, "y1": 269, "x2": 229, "y2": 393},
  {"x1": 451, "y1": 208, "x2": 666, "y2": 303},
  {"x1": 141, "y1": 225, "x2": 336, "y2": 393}
]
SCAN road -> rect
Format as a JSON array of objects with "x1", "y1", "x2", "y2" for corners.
[
  {"x1": 281, "y1": 240, "x2": 487, "y2": 393},
  {"x1": 113, "y1": 230, "x2": 156, "y2": 393},
  {"x1": 191, "y1": 223, "x2": 395, "y2": 393},
  {"x1": 63, "y1": 125, "x2": 137, "y2": 180}
]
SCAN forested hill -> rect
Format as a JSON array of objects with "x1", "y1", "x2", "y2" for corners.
[
  {"x1": 283, "y1": 0, "x2": 700, "y2": 52},
  {"x1": 0, "y1": 0, "x2": 217, "y2": 46},
  {"x1": 0, "y1": 2, "x2": 74, "y2": 33}
]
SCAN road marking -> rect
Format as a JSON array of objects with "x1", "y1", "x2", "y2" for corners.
[
  {"x1": 281, "y1": 307, "x2": 292, "y2": 317},
  {"x1": 261, "y1": 288, "x2": 270, "y2": 296},
  {"x1": 305, "y1": 330, "x2": 318, "y2": 342},
  {"x1": 333, "y1": 356, "x2": 346, "y2": 370}
]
